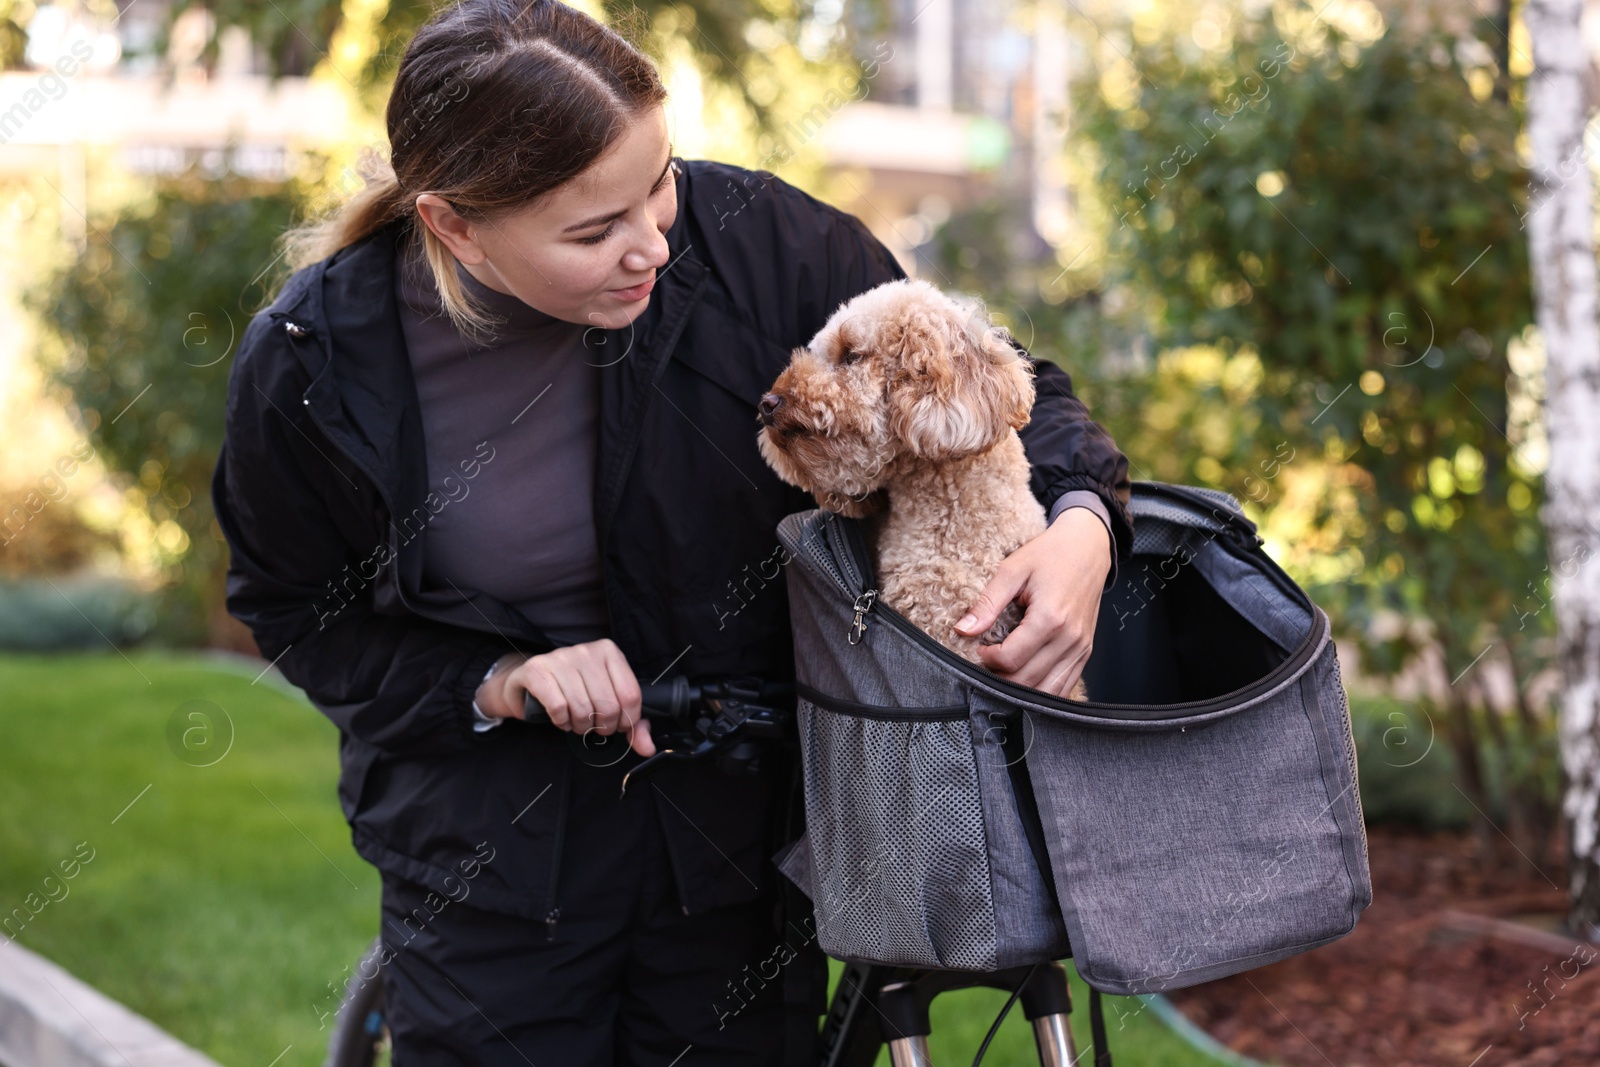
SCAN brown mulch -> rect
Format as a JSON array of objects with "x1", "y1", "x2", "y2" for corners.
[{"x1": 1166, "y1": 827, "x2": 1600, "y2": 1067}]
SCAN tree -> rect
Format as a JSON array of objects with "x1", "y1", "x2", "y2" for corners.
[
  {"x1": 1067, "y1": 3, "x2": 1555, "y2": 861},
  {"x1": 29, "y1": 175, "x2": 303, "y2": 647},
  {"x1": 1524, "y1": 0, "x2": 1600, "y2": 936},
  {"x1": 163, "y1": 0, "x2": 843, "y2": 131}
]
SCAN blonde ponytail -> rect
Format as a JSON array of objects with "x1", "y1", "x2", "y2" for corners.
[
  {"x1": 418, "y1": 219, "x2": 504, "y2": 339},
  {"x1": 284, "y1": 154, "x2": 409, "y2": 271},
  {"x1": 285, "y1": 155, "x2": 503, "y2": 339}
]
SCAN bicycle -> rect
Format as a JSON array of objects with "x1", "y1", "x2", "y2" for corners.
[{"x1": 324, "y1": 676, "x2": 1107, "y2": 1067}]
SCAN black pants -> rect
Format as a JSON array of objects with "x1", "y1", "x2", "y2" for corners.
[{"x1": 378, "y1": 749, "x2": 813, "y2": 1066}]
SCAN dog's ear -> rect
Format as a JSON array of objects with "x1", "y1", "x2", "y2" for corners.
[
  {"x1": 972, "y1": 320, "x2": 1036, "y2": 433},
  {"x1": 888, "y1": 296, "x2": 1035, "y2": 460}
]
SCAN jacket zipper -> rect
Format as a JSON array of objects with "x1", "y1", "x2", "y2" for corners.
[
  {"x1": 284, "y1": 319, "x2": 571, "y2": 925},
  {"x1": 545, "y1": 751, "x2": 571, "y2": 941}
]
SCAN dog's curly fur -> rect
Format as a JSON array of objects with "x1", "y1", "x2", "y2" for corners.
[{"x1": 757, "y1": 278, "x2": 1086, "y2": 700}]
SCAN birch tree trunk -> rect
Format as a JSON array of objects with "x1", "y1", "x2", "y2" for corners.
[{"x1": 1525, "y1": 0, "x2": 1600, "y2": 936}]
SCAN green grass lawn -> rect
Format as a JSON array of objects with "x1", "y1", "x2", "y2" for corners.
[
  {"x1": 0, "y1": 651, "x2": 1236, "y2": 1066},
  {"x1": 0, "y1": 651, "x2": 379, "y2": 1066}
]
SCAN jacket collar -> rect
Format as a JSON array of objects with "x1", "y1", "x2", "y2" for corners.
[{"x1": 593, "y1": 236, "x2": 708, "y2": 549}]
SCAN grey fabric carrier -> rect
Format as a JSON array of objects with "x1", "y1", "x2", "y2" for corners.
[{"x1": 772, "y1": 480, "x2": 1371, "y2": 994}]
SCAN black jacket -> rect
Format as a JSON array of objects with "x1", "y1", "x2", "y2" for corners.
[{"x1": 212, "y1": 158, "x2": 1134, "y2": 925}]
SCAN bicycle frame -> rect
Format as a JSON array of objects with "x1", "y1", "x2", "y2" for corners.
[
  {"x1": 325, "y1": 941, "x2": 1087, "y2": 1067},
  {"x1": 820, "y1": 961, "x2": 1080, "y2": 1067}
]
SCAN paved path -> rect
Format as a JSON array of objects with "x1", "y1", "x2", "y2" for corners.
[{"x1": 0, "y1": 939, "x2": 223, "y2": 1067}]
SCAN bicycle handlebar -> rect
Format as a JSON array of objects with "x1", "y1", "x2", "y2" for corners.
[
  {"x1": 521, "y1": 676, "x2": 794, "y2": 725},
  {"x1": 519, "y1": 675, "x2": 795, "y2": 795}
]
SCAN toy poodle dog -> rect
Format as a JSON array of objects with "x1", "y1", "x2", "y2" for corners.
[{"x1": 757, "y1": 278, "x2": 1087, "y2": 699}]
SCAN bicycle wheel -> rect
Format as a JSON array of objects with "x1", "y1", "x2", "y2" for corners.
[{"x1": 324, "y1": 937, "x2": 390, "y2": 1067}]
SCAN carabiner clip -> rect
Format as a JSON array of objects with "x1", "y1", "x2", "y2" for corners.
[{"x1": 848, "y1": 590, "x2": 877, "y2": 645}]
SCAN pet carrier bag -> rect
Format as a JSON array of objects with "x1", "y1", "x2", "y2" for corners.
[{"x1": 771, "y1": 480, "x2": 1371, "y2": 995}]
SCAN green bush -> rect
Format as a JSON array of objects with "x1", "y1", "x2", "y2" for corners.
[
  {"x1": 0, "y1": 574, "x2": 155, "y2": 651},
  {"x1": 1350, "y1": 693, "x2": 1561, "y2": 837},
  {"x1": 29, "y1": 173, "x2": 302, "y2": 647},
  {"x1": 1350, "y1": 694, "x2": 1472, "y2": 829}
]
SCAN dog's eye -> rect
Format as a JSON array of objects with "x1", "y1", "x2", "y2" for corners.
[{"x1": 838, "y1": 348, "x2": 864, "y2": 366}]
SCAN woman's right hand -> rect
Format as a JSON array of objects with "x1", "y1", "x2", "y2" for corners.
[{"x1": 474, "y1": 640, "x2": 655, "y2": 757}]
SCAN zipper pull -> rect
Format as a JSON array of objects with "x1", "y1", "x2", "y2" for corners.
[
  {"x1": 848, "y1": 590, "x2": 877, "y2": 645},
  {"x1": 545, "y1": 907, "x2": 561, "y2": 941},
  {"x1": 1224, "y1": 524, "x2": 1265, "y2": 551}
]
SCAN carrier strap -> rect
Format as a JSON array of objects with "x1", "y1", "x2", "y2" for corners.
[
  {"x1": 1090, "y1": 988, "x2": 1112, "y2": 1066},
  {"x1": 1001, "y1": 717, "x2": 1113, "y2": 1065},
  {"x1": 998, "y1": 721, "x2": 1063, "y2": 907}
]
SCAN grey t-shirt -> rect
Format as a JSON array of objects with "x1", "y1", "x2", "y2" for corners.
[{"x1": 396, "y1": 239, "x2": 610, "y2": 648}]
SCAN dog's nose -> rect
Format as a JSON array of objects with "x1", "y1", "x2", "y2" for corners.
[{"x1": 757, "y1": 393, "x2": 784, "y2": 426}]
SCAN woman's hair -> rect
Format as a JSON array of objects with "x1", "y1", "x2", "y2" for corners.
[{"x1": 285, "y1": 0, "x2": 667, "y2": 335}]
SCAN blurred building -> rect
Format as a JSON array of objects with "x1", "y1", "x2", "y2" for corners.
[
  {"x1": 0, "y1": 0, "x2": 358, "y2": 499},
  {"x1": 0, "y1": 0, "x2": 1071, "y2": 297},
  {"x1": 821, "y1": 0, "x2": 1070, "y2": 270},
  {"x1": 0, "y1": 1, "x2": 353, "y2": 191},
  {"x1": 0, "y1": 0, "x2": 1529, "y2": 270},
  {"x1": 0, "y1": 0, "x2": 1060, "y2": 239}
]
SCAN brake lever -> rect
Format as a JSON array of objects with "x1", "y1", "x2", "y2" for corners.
[
  {"x1": 617, "y1": 697, "x2": 779, "y2": 797},
  {"x1": 619, "y1": 739, "x2": 721, "y2": 797}
]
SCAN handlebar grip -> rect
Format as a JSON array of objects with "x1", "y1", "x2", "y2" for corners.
[{"x1": 521, "y1": 677, "x2": 692, "y2": 725}]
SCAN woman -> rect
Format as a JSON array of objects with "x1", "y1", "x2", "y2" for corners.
[{"x1": 212, "y1": 0, "x2": 1133, "y2": 1062}]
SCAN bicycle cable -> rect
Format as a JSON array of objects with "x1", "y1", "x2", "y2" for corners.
[{"x1": 970, "y1": 962, "x2": 1039, "y2": 1067}]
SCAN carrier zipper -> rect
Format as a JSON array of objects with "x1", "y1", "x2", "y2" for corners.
[
  {"x1": 797, "y1": 680, "x2": 966, "y2": 721},
  {"x1": 831, "y1": 512, "x2": 1327, "y2": 724},
  {"x1": 822, "y1": 513, "x2": 868, "y2": 593},
  {"x1": 544, "y1": 753, "x2": 572, "y2": 941},
  {"x1": 864, "y1": 571, "x2": 1321, "y2": 722},
  {"x1": 793, "y1": 512, "x2": 858, "y2": 599},
  {"x1": 1139, "y1": 481, "x2": 1264, "y2": 548}
]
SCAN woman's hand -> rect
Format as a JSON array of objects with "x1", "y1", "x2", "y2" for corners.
[
  {"x1": 953, "y1": 508, "x2": 1112, "y2": 698},
  {"x1": 474, "y1": 640, "x2": 656, "y2": 757}
]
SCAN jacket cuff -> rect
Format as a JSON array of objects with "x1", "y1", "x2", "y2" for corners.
[
  {"x1": 454, "y1": 642, "x2": 515, "y2": 743},
  {"x1": 470, "y1": 695, "x2": 506, "y2": 732},
  {"x1": 1048, "y1": 490, "x2": 1118, "y2": 592}
]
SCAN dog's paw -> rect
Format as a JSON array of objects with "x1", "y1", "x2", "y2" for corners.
[{"x1": 978, "y1": 600, "x2": 1025, "y2": 646}]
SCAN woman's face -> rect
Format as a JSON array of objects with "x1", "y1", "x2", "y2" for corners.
[{"x1": 424, "y1": 105, "x2": 679, "y2": 331}]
